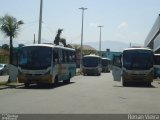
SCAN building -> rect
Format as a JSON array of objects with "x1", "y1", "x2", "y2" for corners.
[
  {"x1": 144, "y1": 14, "x2": 160, "y2": 53},
  {"x1": 0, "y1": 48, "x2": 9, "y2": 63},
  {"x1": 101, "y1": 49, "x2": 122, "y2": 60}
]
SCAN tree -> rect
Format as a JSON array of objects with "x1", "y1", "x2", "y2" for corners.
[
  {"x1": 0, "y1": 14, "x2": 23, "y2": 64},
  {"x1": 54, "y1": 29, "x2": 67, "y2": 47},
  {"x1": 83, "y1": 49, "x2": 97, "y2": 55},
  {"x1": 1, "y1": 44, "x2": 9, "y2": 51},
  {"x1": 74, "y1": 45, "x2": 81, "y2": 52}
]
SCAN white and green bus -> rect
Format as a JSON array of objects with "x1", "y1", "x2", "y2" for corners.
[
  {"x1": 82, "y1": 54, "x2": 102, "y2": 76},
  {"x1": 101, "y1": 57, "x2": 111, "y2": 73},
  {"x1": 112, "y1": 48, "x2": 154, "y2": 86},
  {"x1": 18, "y1": 44, "x2": 76, "y2": 87}
]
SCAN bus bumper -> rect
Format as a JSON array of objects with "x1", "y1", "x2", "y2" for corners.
[
  {"x1": 18, "y1": 74, "x2": 52, "y2": 84},
  {"x1": 122, "y1": 73, "x2": 154, "y2": 83},
  {"x1": 82, "y1": 68, "x2": 100, "y2": 75},
  {"x1": 102, "y1": 67, "x2": 110, "y2": 73}
]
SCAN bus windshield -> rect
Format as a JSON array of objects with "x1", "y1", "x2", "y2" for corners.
[
  {"x1": 123, "y1": 50, "x2": 153, "y2": 70},
  {"x1": 154, "y1": 55, "x2": 160, "y2": 65},
  {"x1": 83, "y1": 57, "x2": 99, "y2": 67},
  {"x1": 19, "y1": 46, "x2": 52, "y2": 70},
  {"x1": 102, "y1": 59, "x2": 109, "y2": 66}
]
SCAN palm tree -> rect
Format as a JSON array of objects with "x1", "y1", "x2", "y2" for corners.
[{"x1": 0, "y1": 14, "x2": 23, "y2": 64}]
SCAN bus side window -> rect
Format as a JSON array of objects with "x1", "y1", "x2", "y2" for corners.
[
  {"x1": 66, "y1": 50, "x2": 70, "y2": 63},
  {"x1": 67, "y1": 51, "x2": 70, "y2": 63},
  {"x1": 99, "y1": 58, "x2": 102, "y2": 66},
  {"x1": 53, "y1": 49, "x2": 59, "y2": 63},
  {"x1": 74, "y1": 52, "x2": 76, "y2": 62},
  {"x1": 68, "y1": 51, "x2": 72, "y2": 63},
  {"x1": 71, "y1": 51, "x2": 76, "y2": 62},
  {"x1": 62, "y1": 49, "x2": 68, "y2": 63}
]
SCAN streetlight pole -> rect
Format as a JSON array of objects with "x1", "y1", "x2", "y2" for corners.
[
  {"x1": 98, "y1": 25, "x2": 103, "y2": 57},
  {"x1": 34, "y1": 34, "x2": 36, "y2": 44},
  {"x1": 79, "y1": 7, "x2": 87, "y2": 71},
  {"x1": 38, "y1": 0, "x2": 43, "y2": 44}
]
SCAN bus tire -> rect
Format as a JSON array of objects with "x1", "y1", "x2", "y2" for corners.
[
  {"x1": 64, "y1": 74, "x2": 71, "y2": 84},
  {"x1": 24, "y1": 83, "x2": 30, "y2": 88},
  {"x1": 122, "y1": 81, "x2": 128, "y2": 87},
  {"x1": 67, "y1": 77, "x2": 71, "y2": 83},
  {"x1": 146, "y1": 82, "x2": 151, "y2": 86},
  {"x1": 83, "y1": 73, "x2": 87, "y2": 76},
  {"x1": 97, "y1": 72, "x2": 101, "y2": 76},
  {"x1": 54, "y1": 76, "x2": 59, "y2": 86}
]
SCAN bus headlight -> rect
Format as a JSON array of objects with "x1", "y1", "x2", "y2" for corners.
[
  {"x1": 44, "y1": 70, "x2": 51, "y2": 75},
  {"x1": 18, "y1": 70, "x2": 23, "y2": 75},
  {"x1": 43, "y1": 70, "x2": 52, "y2": 83},
  {"x1": 148, "y1": 69, "x2": 154, "y2": 76},
  {"x1": 122, "y1": 70, "x2": 129, "y2": 78},
  {"x1": 123, "y1": 70, "x2": 128, "y2": 75}
]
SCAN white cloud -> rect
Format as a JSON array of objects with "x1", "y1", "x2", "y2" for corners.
[{"x1": 118, "y1": 22, "x2": 129, "y2": 29}]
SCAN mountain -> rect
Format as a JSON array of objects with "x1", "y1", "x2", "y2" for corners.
[{"x1": 84, "y1": 41, "x2": 143, "y2": 52}]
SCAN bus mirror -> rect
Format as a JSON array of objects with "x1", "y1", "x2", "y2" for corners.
[{"x1": 113, "y1": 56, "x2": 122, "y2": 68}]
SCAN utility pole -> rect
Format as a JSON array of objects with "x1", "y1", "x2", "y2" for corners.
[
  {"x1": 79, "y1": 7, "x2": 88, "y2": 71},
  {"x1": 38, "y1": 0, "x2": 43, "y2": 44},
  {"x1": 98, "y1": 25, "x2": 103, "y2": 57}
]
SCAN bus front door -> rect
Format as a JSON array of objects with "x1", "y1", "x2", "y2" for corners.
[{"x1": 112, "y1": 55, "x2": 122, "y2": 82}]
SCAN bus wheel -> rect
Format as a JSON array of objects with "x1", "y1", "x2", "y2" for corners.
[
  {"x1": 64, "y1": 74, "x2": 71, "y2": 84},
  {"x1": 146, "y1": 82, "x2": 151, "y2": 86},
  {"x1": 54, "y1": 76, "x2": 59, "y2": 86},
  {"x1": 24, "y1": 83, "x2": 30, "y2": 88},
  {"x1": 122, "y1": 81, "x2": 128, "y2": 87},
  {"x1": 97, "y1": 72, "x2": 101, "y2": 76}
]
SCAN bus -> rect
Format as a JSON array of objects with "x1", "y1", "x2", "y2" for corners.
[
  {"x1": 154, "y1": 54, "x2": 160, "y2": 78},
  {"x1": 82, "y1": 54, "x2": 102, "y2": 76},
  {"x1": 112, "y1": 48, "x2": 154, "y2": 86},
  {"x1": 18, "y1": 44, "x2": 76, "y2": 87},
  {"x1": 101, "y1": 57, "x2": 111, "y2": 73}
]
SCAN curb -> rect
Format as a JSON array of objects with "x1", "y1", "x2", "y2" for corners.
[
  {"x1": 0, "y1": 83, "x2": 24, "y2": 90},
  {"x1": 0, "y1": 86, "x2": 10, "y2": 90}
]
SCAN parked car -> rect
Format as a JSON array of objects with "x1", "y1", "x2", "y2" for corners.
[{"x1": 0, "y1": 64, "x2": 9, "y2": 75}]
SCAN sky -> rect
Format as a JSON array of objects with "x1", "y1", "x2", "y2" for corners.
[{"x1": 0, "y1": 0, "x2": 160, "y2": 48}]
